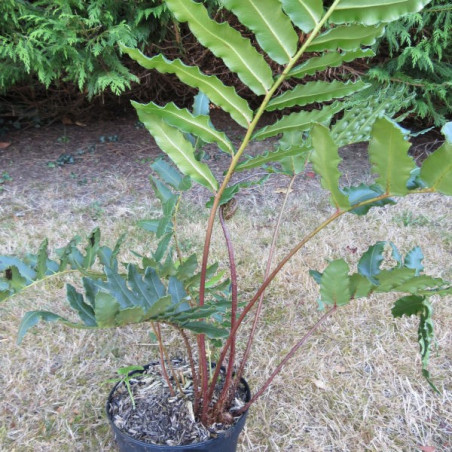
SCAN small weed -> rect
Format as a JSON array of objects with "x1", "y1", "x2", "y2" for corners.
[
  {"x1": 47, "y1": 153, "x2": 77, "y2": 168},
  {"x1": 88, "y1": 201, "x2": 104, "y2": 219},
  {"x1": 0, "y1": 171, "x2": 12, "y2": 191},
  {"x1": 99, "y1": 135, "x2": 119, "y2": 143},
  {"x1": 441, "y1": 232, "x2": 452, "y2": 247},
  {"x1": 393, "y1": 211, "x2": 430, "y2": 227},
  {"x1": 57, "y1": 135, "x2": 70, "y2": 143},
  {"x1": 70, "y1": 172, "x2": 88, "y2": 185},
  {"x1": 0, "y1": 171, "x2": 12, "y2": 183},
  {"x1": 104, "y1": 365, "x2": 144, "y2": 410},
  {"x1": 0, "y1": 425, "x2": 9, "y2": 443},
  {"x1": 44, "y1": 418, "x2": 56, "y2": 437},
  {"x1": 72, "y1": 144, "x2": 96, "y2": 159},
  {"x1": 57, "y1": 153, "x2": 75, "y2": 165}
]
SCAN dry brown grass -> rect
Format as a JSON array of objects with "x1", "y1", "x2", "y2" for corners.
[{"x1": 1, "y1": 168, "x2": 451, "y2": 452}]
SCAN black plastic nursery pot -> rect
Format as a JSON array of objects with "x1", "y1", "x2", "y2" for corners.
[{"x1": 106, "y1": 364, "x2": 251, "y2": 452}]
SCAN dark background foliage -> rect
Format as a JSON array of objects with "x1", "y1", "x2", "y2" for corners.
[
  {"x1": 369, "y1": 0, "x2": 451, "y2": 126},
  {"x1": 0, "y1": 0, "x2": 220, "y2": 122},
  {"x1": 0, "y1": 0, "x2": 450, "y2": 127}
]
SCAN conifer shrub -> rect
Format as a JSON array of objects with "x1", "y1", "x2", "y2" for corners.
[
  {"x1": 369, "y1": 0, "x2": 451, "y2": 126},
  {"x1": 0, "y1": 0, "x2": 220, "y2": 100}
]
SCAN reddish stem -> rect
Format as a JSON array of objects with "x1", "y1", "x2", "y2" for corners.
[
  {"x1": 235, "y1": 175, "x2": 296, "y2": 386},
  {"x1": 211, "y1": 205, "x2": 238, "y2": 418},
  {"x1": 198, "y1": 195, "x2": 221, "y2": 423},
  {"x1": 235, "y1": 306, "x2": 337, "y2": 414},
  {"x1": 177, "y1": 327, "x2": 200, "y2": 414},
  {"x1": 152, "y1": 322, "x2": 175, "y2": 397},
  {"x1": 197, "y1": 335, "x2": 209, "y2": 422},
  {"x1": 194, "y1": 0, "x2": 388, "y2": 414},
  {"x1": 207, "y1": 211, "x2": 342, "y2": 401}
]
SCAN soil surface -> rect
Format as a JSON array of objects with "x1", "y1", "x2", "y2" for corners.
[
  {"x1": 0, "y1": 111, "x2": 443, "y2": 219},
  {"x1": 108, "y1": 360, "x2": 249, "y2": 446}
]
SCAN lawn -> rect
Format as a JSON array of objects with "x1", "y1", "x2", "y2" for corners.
[{"x1": 0, "y1": 115, "x2": 451, "y2": 451}]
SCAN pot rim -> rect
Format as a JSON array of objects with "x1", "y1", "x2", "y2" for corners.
[{"x1": 106, "y1": 362, "x2": 251, "y2": 449}]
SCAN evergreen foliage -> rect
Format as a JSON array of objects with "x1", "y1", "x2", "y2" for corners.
[
  {"x1": 2, "y1": 0, "x2": 451, "y2": 438},
  {"x1": 0, "y1": 0, "x2": 219, "y2": 98},
  {"x1": 370, "y1": 0, "x2": 452, "y2": 126}
]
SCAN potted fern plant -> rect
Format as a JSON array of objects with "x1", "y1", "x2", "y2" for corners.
[{"x1": 1, "y1": 0, "x2": 451, "y2": 450}]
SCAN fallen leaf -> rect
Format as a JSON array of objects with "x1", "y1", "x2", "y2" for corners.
[
  {"x1": 419, "y1": 447, "x2": 435, "y2": 452},
  {"x1": 75, "y1": 121, "x2": 87, "y2": 127},
  {"x1": 334, "y1": 365, "x2": 347, "y2": 374},
  {"x1": 311, "y1": 378, "x2": 327, "y2": 390},
  {"x1": 274, "y1": 187, "x2": 293, "y2": 194},
  {"x1": 0, "y1": 142, "x2": 11, "y2": 149},
  {"x1": 62, "y1": 116, "x2": 73, "y2": 125},
  {"x1": 306, "y1": 171, "x2": 316, "y2": 179}
]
